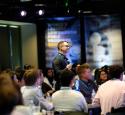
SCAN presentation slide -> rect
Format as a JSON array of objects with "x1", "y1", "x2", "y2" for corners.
[
  {"x1": 84, "y1": 14, "x2": 123, "y2": 68},
  {"x1": 45, "y1": 17, "x2": 81, "y2": 68}
]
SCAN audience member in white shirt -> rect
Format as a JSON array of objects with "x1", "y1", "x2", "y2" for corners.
[
  {"x1": 11, "y1": 105, "x2": 32, "y2": 115},
  {"x1": 52, "y1": 70, "x2": 88, "y2": 112},
  {"x1": 92, "y1": 65, "x2": 125, "y2": 115},
  {"x1": 21, "y1": 69, "x2": 53, "y2": 110}
]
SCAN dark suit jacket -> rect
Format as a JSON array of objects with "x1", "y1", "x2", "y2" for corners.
[{"x1": 52, "y1": 53, "x2": 69, "y2": 81}]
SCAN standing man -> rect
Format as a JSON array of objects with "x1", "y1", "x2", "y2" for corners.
[{"x1": 52, "y1": 41, "x2": 72, "y2": 90}]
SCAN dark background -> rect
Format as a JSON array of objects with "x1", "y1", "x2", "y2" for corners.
[{"x1": 0, "y1": 0, "x2": 124, "y2": 71}]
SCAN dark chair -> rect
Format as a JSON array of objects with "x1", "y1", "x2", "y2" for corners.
[
  {"x1": 107, "y1": 107, "x2": 125, "y2": 115},
  {"x1": 107, "y1": 113, "x2": 125, "y2": 115},
  {"x1": 54, "y1": 111, "x2": 89, "y2": 115},
  {"x1": 111, "y1": 107, "x2": 125, "y2": 113},
  {"x1": 88, "y1": 107, "x2": 101, "y2": 115}
]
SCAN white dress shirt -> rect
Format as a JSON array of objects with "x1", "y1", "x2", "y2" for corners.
[
  {"x1": 52, "y1": 87, "x2": 88, "y2": 112},
  {"x1": 92, "y1": 79, "x2": 125, "y2": 115},
  {"x1": 21, "y1": 86, "x2": 53, "y2": 110},
  {"x1": 11, "y1": 105, "x2": 32, "y2": 115}
]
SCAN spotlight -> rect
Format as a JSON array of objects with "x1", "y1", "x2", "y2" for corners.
[
  {"x1": 67, "y1": 9, "x2": 70, "y2": 13},
  {"x1": 20, "y1": 10, "x2": 27, "y2": 16},
  {"x1": 78, "y1": 10, "x2": 81, "y2": 13},
  {"x1": 38, "y1": 10, "x2": 44, "y2": 16}
]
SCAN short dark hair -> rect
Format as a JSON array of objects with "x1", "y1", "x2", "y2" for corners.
[
  {"x1": 57, "y1": 41, "x2": 69, "y2": 50},
  {"x1": 109, "y1": 65, "x2": 124, "y2": 79},
  {"x1": 60, "y1": 70, "x2": 75, "y2": 87},
  {"x1": 23, "y1": 69, "x2": 37, "y2": 86},
  {"x1": 98, "y1": 68, "x2": 109, "y2": 78},
  {"x1": 24, "y1": 64, "x2": 32, "y2": 70}
]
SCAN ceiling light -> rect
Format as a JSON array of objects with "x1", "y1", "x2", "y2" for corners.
[
  {"x1": 20, "y1": 10, "x2": 27, "y2": 16},
  {"x1": 38, "y1": 10, "x2": 44, "y2": 16}
]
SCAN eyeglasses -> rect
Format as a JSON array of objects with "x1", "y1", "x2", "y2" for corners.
[
  {"x1": 65, "y1": 45, "x2": 70, "y2": 47},
  {"x1": 61, "y1": 43, "x2": 71, "y2": 48},
  {"x1": 62, "y1": 45, "x2": 70, "y2": 48}
]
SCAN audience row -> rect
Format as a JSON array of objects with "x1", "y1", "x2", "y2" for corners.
[{"x1": 0, "y1": 64, "x2": 125, "y2": 115}]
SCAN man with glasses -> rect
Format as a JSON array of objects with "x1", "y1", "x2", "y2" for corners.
[{"x1": 52, "y1": 41, "x2": 72, "y2": 90}]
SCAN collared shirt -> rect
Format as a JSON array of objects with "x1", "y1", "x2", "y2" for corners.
[
  {"x1": 21, "y1": 86, "x2": 53, "y2": 110},
  {"x1": 92, "y1": 79, "x2": 125, "y2": 115},
  {"x1": 52, "y1": 87, "x2": 88, "y2": 112},
  {"x1": 74, "y1": 79, "x2": 98, "y2": 104},
  {"x1": 21, "y1": 86, "x2": 43, "y2": 102}
]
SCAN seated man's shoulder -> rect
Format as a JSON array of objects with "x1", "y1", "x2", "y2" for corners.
[
  {"x1": 21, "y1": 86, "x2": 25, "y2": 91},
  {"x1": 52, "y1": 90, "x2": 62, "y2": 97},
  {"x1": 69, "y1": 90, "x2": 85, "y2": 99},
  {"x1": 52, "y1": 90, "x2": 83, "y2": 98}
]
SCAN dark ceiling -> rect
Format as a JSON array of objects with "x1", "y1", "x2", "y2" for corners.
[{"x1": 0, "y1": 0, "x2": 123, "y2": 22}]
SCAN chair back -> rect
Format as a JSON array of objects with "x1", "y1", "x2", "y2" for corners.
[
  {"x1": 54, "y1": 111, "x2": 89, "y2": 115},
  {"x1": 107, "y1": 107, "x2": 125, "y2": 115}
]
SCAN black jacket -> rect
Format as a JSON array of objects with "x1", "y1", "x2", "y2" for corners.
[{"x1": 52, "y1": 53, "x2": 69, "y2": 81}]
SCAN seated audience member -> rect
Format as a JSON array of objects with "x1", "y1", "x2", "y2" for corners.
[
  {"x1": 96, "y1": 68, "x2": 109, "y2": 86},
  {"x1": 21, "y1": 69, "x2": 53, "y2": 110},
  {"x1": 35, "y1": 69, "x2": 54, "y2": 97},
  {"x1": 6, "y1": 70, "x2": 24, "y2": 105},
  {"x1": 92, "y1": 65, "x2": 125, "y2": 115},
  {"x1": 73, "y1": 63, "x2": 98, "y2": 104},
  {"x1": 15, "y1": 66, "x2": 25, "y2": 87},
  {"x1": 11, "y1": 105, "x2": 32, "y2": 115},
  {"x1": 52, "y1": 70, "x2": 88, "y2": 112},
  {"x1": 0, "y1": 73, "x2": 23, "y2": 115},
  {"x1": 24, "y1": 64, "x2": 32, "y2": 71},
  {"x1": 44, "y1": 68, "x2": 56, "y2": 89}
]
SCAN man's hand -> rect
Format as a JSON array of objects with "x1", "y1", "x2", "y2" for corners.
[{"x1": 66, "y1": 64, "x2": 72, "y2": 70}]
